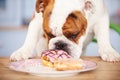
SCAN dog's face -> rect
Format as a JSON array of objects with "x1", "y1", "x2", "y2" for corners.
[{"x1": 36, "y1": 0, "x2": 91, "y2": 58}]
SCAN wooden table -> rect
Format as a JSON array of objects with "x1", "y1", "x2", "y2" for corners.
[{"x1": 0, "y1": 56, "x2": 120, "y2": 80}]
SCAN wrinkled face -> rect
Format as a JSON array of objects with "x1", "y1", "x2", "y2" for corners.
[{"x1": 36, "y1": 0, "x2": 88, "y2": 58}]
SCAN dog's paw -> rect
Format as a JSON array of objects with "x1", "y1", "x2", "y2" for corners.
[
  {"x1": 99, "y1": 49, "x2": 120, "y2": 62},
  {"x1": 10, "y1": 47, "x2": 33, "y2": 61}
]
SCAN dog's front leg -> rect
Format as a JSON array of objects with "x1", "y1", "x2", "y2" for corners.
[
  {"x1": 36, "y1": 37, "x2": 47, "y2": 57},
  {"x1": 94, "y1": 14, "x2": 120, "y2": 62},
  {"x1": 10, "y1": 13, "x2": 43, "y2": 61}
]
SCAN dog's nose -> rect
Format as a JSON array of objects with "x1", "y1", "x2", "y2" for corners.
[{"x1": 55, "y1": 41, "x2": 67, "y2": 50}]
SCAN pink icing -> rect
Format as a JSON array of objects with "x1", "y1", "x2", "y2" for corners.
[{"x1": 41, "y1": 50, "x2": 72, "y2": 63}]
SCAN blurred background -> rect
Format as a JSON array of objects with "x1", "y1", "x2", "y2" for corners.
[{"x1": 0, "y1": 0, "x2": 120, "y2": 57}]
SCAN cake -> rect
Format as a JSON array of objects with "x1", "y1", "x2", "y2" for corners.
[
  {"x1": 54, "y1": 59, "x2": 83, "y2": 71},
  {"x1": 41, "y1": 49, "x2": 72, "y2": 68},
  {"x1": 41, "y1": 49, "x2": 84, "y2": 71}
]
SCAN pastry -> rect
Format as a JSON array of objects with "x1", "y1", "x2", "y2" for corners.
[
  {"x1": 41, "y1": 49, "x2": 84, "y2": 71},
  {"x1": 41, "y1": 49, "x2": 72, "y2": 68},
  {"x1": 54, "y1": 59, "x2": 83, "y2": 71}
]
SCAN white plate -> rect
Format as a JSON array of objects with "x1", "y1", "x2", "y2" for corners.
[{"x1": 9, "y1": 59, "x2": 97, "y2": 77}]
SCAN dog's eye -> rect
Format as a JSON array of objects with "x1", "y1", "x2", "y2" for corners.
[
  {"x1": 48, "y1": 34, "x2": 55, "y2": 38},
  {"x1": 68, "y1": 32, "x2": 79, "y2": 39},
  {"x1": 46, "y1": 33, "x2": 55, "y2": 38},
  {"x1": 70, "y1": 34, "x2": 78, "y2": 39},
  {"x1": 69, "y1": 13, "x2": 78, "y2": 19},
  {"x1": 71, "y1": 35, "x2": 77, "y2": 39}
]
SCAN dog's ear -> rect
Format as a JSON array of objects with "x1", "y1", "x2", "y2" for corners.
[
  {"x1": 83, "y1": 0, "x2": 96, "y2": 17},
  {"x1": 35, "y1": 0, "x2": 49, "y2": 13}
]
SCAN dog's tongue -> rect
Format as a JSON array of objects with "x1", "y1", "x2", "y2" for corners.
[{"x1": 41, "y1": 49, "x2": 72, "y2": 63}]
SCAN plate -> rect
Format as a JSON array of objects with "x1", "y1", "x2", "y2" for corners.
[{"x1": 9, "y1": 59, "x2": 97, "y2": 77}]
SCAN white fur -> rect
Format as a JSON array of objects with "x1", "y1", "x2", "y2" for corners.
[
  {"x1": 10, "y1": 0, "x2": 120, "y2": 61},
  {"x1": 10, "y1": 12, "x2": 45, "y2": 60},
  {"x1": 50, "y1": 0, "x2": 84, "y2": 36}
]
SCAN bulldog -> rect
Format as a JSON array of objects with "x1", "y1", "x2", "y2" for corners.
[{"x1": 10, "y1": 0, "x2": 120, "y2": 62}]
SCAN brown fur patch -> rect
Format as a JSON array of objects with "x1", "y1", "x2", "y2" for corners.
[
  {"x1": 63, "y1": 11, "x2": 87, "y2": 43},
  {"x1": 42, "y1": 0, "x2": 55, "y2": 45}
]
